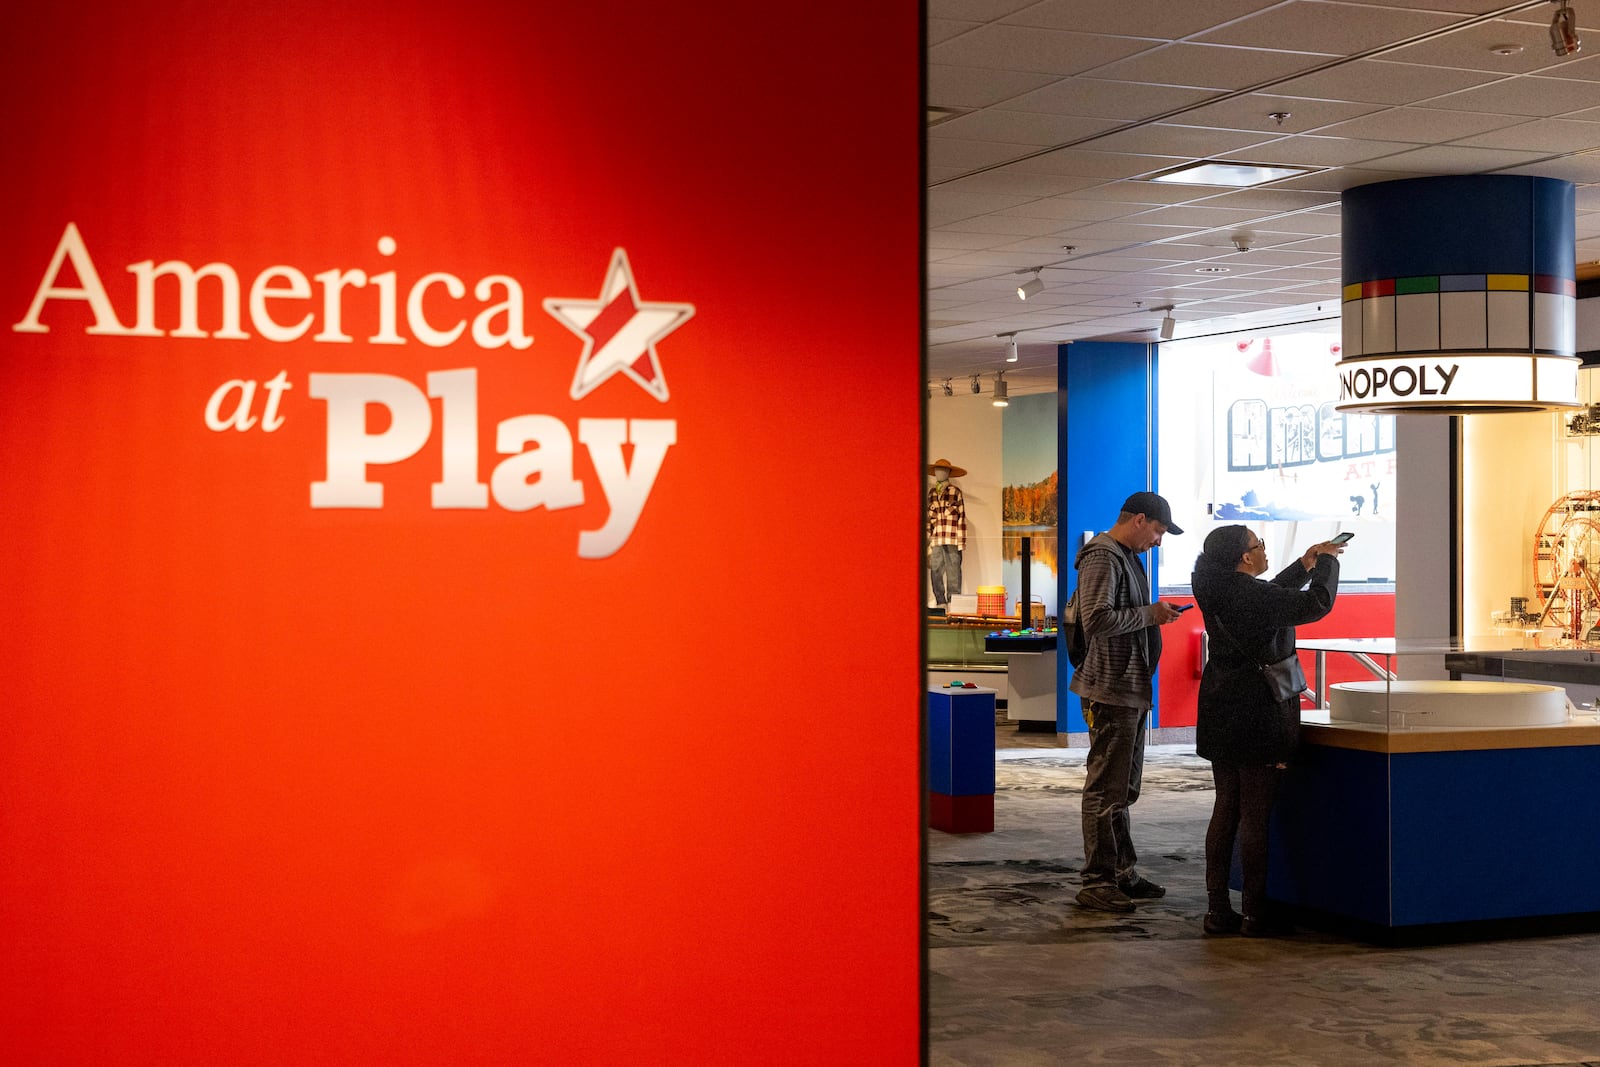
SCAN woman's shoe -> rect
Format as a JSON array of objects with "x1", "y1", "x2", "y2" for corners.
[{"x1": 1203, "y1": 910, "x2": 1243, "y2": 936}]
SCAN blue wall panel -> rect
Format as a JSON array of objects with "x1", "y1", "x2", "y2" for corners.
[{"x1": 1058, "y1": 341, "x2": 1158, "y2": 732}]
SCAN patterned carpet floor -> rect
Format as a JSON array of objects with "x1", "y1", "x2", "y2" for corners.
[{"x1": 928, "y1": 741, "x2": 1600, "y2": 1067}]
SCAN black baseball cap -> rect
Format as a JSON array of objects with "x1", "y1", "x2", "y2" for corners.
[{"x1": 1121, "y1": 491, "x2": 1183, "y2": 535}]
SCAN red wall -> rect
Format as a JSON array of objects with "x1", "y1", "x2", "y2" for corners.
[
  {"x1": 1158, "y1": 593, "x2": 1397, "y2": 727},
  {"x1": 0, "y1": 4, "x2": 922, "y2": 1063}
]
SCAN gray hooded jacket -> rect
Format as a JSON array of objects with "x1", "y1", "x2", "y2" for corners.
[{"x1": 1067, "y1": 532, "x2": 1163, "y2": 709}]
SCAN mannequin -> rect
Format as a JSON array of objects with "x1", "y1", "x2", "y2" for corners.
[{"x1": 926, "y1": 458, "x2": 967, "y2": 607}]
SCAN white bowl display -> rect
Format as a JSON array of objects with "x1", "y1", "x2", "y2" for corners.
[{"x1": 1328, "y1": 680, "x2": 1569, "y2": 728}]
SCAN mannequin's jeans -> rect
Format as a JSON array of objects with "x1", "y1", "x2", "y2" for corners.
[{"x1": 928, "y1": 545, "x2": 962, "y2": 605}]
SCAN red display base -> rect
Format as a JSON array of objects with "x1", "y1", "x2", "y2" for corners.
[{"x1": 929, "y1": 791, "x2": 993, "y2": 834}]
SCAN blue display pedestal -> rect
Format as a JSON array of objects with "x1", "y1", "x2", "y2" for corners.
[
  {"x1": 927, "y1": 686, "x2": 996, "y2": 833},
  {"x1": 1268, "y1": 727, "x2": 1600, "y2": 934}
]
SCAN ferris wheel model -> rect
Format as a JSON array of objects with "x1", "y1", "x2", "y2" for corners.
[{"x1": 1532, "y1": 491, "x2": 1600, "y2": 642}]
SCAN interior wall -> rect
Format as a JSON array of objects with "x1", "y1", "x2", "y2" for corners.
[
  {"x1": 1462, "y1": 411, "x2": 1561, "y2": 638},
  {"x1": 928, "y1": 393, "x2": 1004, "y2": 602},
  {"x1": 1394, "y1": 416, "x2": 1454, "y2": 678}
]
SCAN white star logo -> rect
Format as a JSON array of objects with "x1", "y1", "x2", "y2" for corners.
[{"x1": 542, "y1": 249, "x2": 693, "y2": 402}]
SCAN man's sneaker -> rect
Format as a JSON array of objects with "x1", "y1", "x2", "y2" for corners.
[
  {"x1": 1075, "y1": 885, "x2": 1136, "y2": 913},
  {"x1": 1119, "y1": 876, "x2": 1166, "y2": 899}
]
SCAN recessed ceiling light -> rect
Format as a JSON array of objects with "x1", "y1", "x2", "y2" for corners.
[
  {"x1": 1489, "y1": 43, "x2": 1524, "y2": 56},
  {"x1": 1146, "y1": 160, "x2": 1313, "y2": 188},
  {"x1": 1195, "y1": 266, "x2": 1231, "y2": 274}
]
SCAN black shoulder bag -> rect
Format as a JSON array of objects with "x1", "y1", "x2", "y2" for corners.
[{"x1": 1208, "y1": 612, "x2": 1307, "y2": 702}]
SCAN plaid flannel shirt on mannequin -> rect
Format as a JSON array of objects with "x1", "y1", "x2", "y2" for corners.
[{"x1": 927, "y1": 483, "x2": 966, "y2": 551}]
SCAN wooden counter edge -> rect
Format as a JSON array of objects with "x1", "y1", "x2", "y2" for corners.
[{"x1": 1301, "y1": 718, "x2": 1600, "y2": 754}]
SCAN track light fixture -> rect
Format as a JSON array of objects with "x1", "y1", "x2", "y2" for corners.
[
  {"x1": 1016, "y1": 269, "x2": 1043, "y2": 300},
  {"x1": 942, "y1": 378, "x2": 953, "y2": 397},
  {"x1": 992, "y1": 372, "x2": 1009, "y2": 408},
  {"x1": 970, "y1": 375, "x2": 981, "y2": 395},
  {"x1": 1552, "y1": 0, "x2": 1581, "y2": 56},
  {"x1": 1154, "y1": 305, "x2": 1176, "y2": 341},
  {"x1": 1000, "y1": 332, "x2": 1019, "y2": 362}
]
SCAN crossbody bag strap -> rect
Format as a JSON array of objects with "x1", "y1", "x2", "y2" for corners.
[{"x1": 1206, "y1": 610, "x2": 1271, "y2": 668}]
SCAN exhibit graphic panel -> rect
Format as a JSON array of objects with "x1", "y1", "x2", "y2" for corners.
[{"x1": 0, "y1": 4, "x2": 922, "y2": 1064}]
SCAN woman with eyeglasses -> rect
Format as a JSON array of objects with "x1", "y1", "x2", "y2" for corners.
[{"x1": 1190, "y1": 525, "x2": 1344, "y2": 937}]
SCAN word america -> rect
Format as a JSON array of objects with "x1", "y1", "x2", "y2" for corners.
[{"x1": 12, "y1": 223, "x2": 531, "y2": 348}]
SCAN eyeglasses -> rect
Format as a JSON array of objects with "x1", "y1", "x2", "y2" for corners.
[{"x1": 1246, "y1": 540, "x2": 1265, "y2": 552}]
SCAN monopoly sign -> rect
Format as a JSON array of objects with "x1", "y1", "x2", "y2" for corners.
[{"x1": 1335, "y1": 353, "x2": 1580, "y2": 412}]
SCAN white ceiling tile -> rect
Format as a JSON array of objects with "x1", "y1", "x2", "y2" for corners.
[
  {"x1": 1086, "y1": 43, "x2": 1333, "y2": 90},
  {"x1": 1497, "y1": 156, "x2": 1600, "y2": 183},
  {"x1": 1268, "y1": 167, "x2": 1420, "y2": 191},
  {"x1": 1004, "y1": 78, "x2": 1216, "y2": 120},
  {"x1": 993, "y1": 235, "x2": 1124, "y2": 255},
  {"x1": 1131, "y1": 204, "x2": 1284, "y2": 228},
  {"x1": 1498, "y1": 6, "x2": 1600, "y2": 31},
  {"x1": 936, "y1": 170, "x2": 1109, "y2": 197},
  {"x1": 1004, "y1": 149, "x2": 1191, "y2": 179},
  {"x1": 929, "y1": 64, "x2": 1059, "y2": 109},
  {"x1": 1333, "y1": 0, "x2": 1525, "y2": 12},
  {"x1": 928, "y1": 189, "x2": 1038, "y2": 226},
  {"x1": 1053, "y1": 220, "x2": 1197, "y2": 242},
  {"x1": 932, "y1": 109, "x2": 1123, "y2": 146},
  {"x1": 1079, "y1": 122, "x2": 1276, "y2": 157},
  {"x1": 1242, "y1": 134, "x2": 1422, "y2": 166},
  {"x1": 1272, "y1": 59, "x2": 1499, "y2": 104},
  {"x1": 1360, "y1": 143, "x2": 1557, "y2": 172},
  {"x1": 929, "y1": 230, "x2": 1012, "y2": 250},
  {"x1": 994, "y1": 197, "x2": 1149, "y2": 221},
  {"x1": 929, "y1": 0, "x2": 1039, "y2": 20},
  {"x1": 920, "y1": 0, "x2": 1600, "y2": 373},
  {"x1": 1452, "y1": 118, "x2": 1600, "y2": 153},
  {"x1": 1277, "y1": 235, "x2": 1343, "y2": 253},
  {"x1": 930, "y1": 25, "x2": 1157, "y2": 76},
  {"x1": 1249, "y1": 216, "x2": 1344, "y2": 236},
  {"x1": 1526, "y1": 54, "x2": 1600, "y2": 85},
  {"x1": 1200, "y1": 247, "x2": 1336, "y2": 267},
  {"x1": 1316, "y1": 105, "x2": 1523, "y2": 142},
  {"x1": 1193, "y1": 187, "x2": 1342, "y2": 211},
  {"x1": 939, "y1": 215, "x2": 1082, "y2": 237},
  {"x1": 1381, "y1": 22, "x2": 1588, "y2": 77},
  {"x1": 1197, "y1": 2, "x2": 1465, "y2": 55},
  {"x1": 1237, "y1": 265, "x2": 1342, "y2": 283},
  {"x1": 929, "y1": 19, "x2": 982, "y2": 46},
  {"x1": 928, "y1": 137, "x2": 1038, "y2": 172},
  {"x1": 999, "y1": 0, "x2": 1282, "y2": 38},
  {"x1": 940, "y1": 251, "x2": 1072, "y2": 268},
  {"x1": 1173, "y1": 93, "x2": 1383, "y2": 134},
  {"x1": 1426, "y1": 75, "x2": 1600, "y2": 117},
  {"x1": 1069, "y1": 256, "x2": 1195, "y2": 272}
]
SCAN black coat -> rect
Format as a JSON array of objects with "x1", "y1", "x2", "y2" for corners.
[{"x1": 1192, "y1": 554, "x2": 1339, "y2": 766}]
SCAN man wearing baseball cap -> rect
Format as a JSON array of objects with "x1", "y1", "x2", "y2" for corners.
[{"x1": 1070, "y1": 491, "x2": 1186, "y2": 913}]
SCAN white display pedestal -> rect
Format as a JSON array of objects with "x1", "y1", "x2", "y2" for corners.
[{"x1": 1003, "y1": 649, "x2": 1057, "y2": 726}]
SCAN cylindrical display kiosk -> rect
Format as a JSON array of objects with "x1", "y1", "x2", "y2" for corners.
[{"x1": 1338, "y1": 174, "x2": 1579, "y2": 415}]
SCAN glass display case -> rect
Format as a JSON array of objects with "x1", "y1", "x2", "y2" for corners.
[
  {"x1": 1297, "y1": 636, "x2": 1600, "y2": 738},
  {"x1": 1462, "y1": 366, "x2": 1600, "y2": 654}
]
